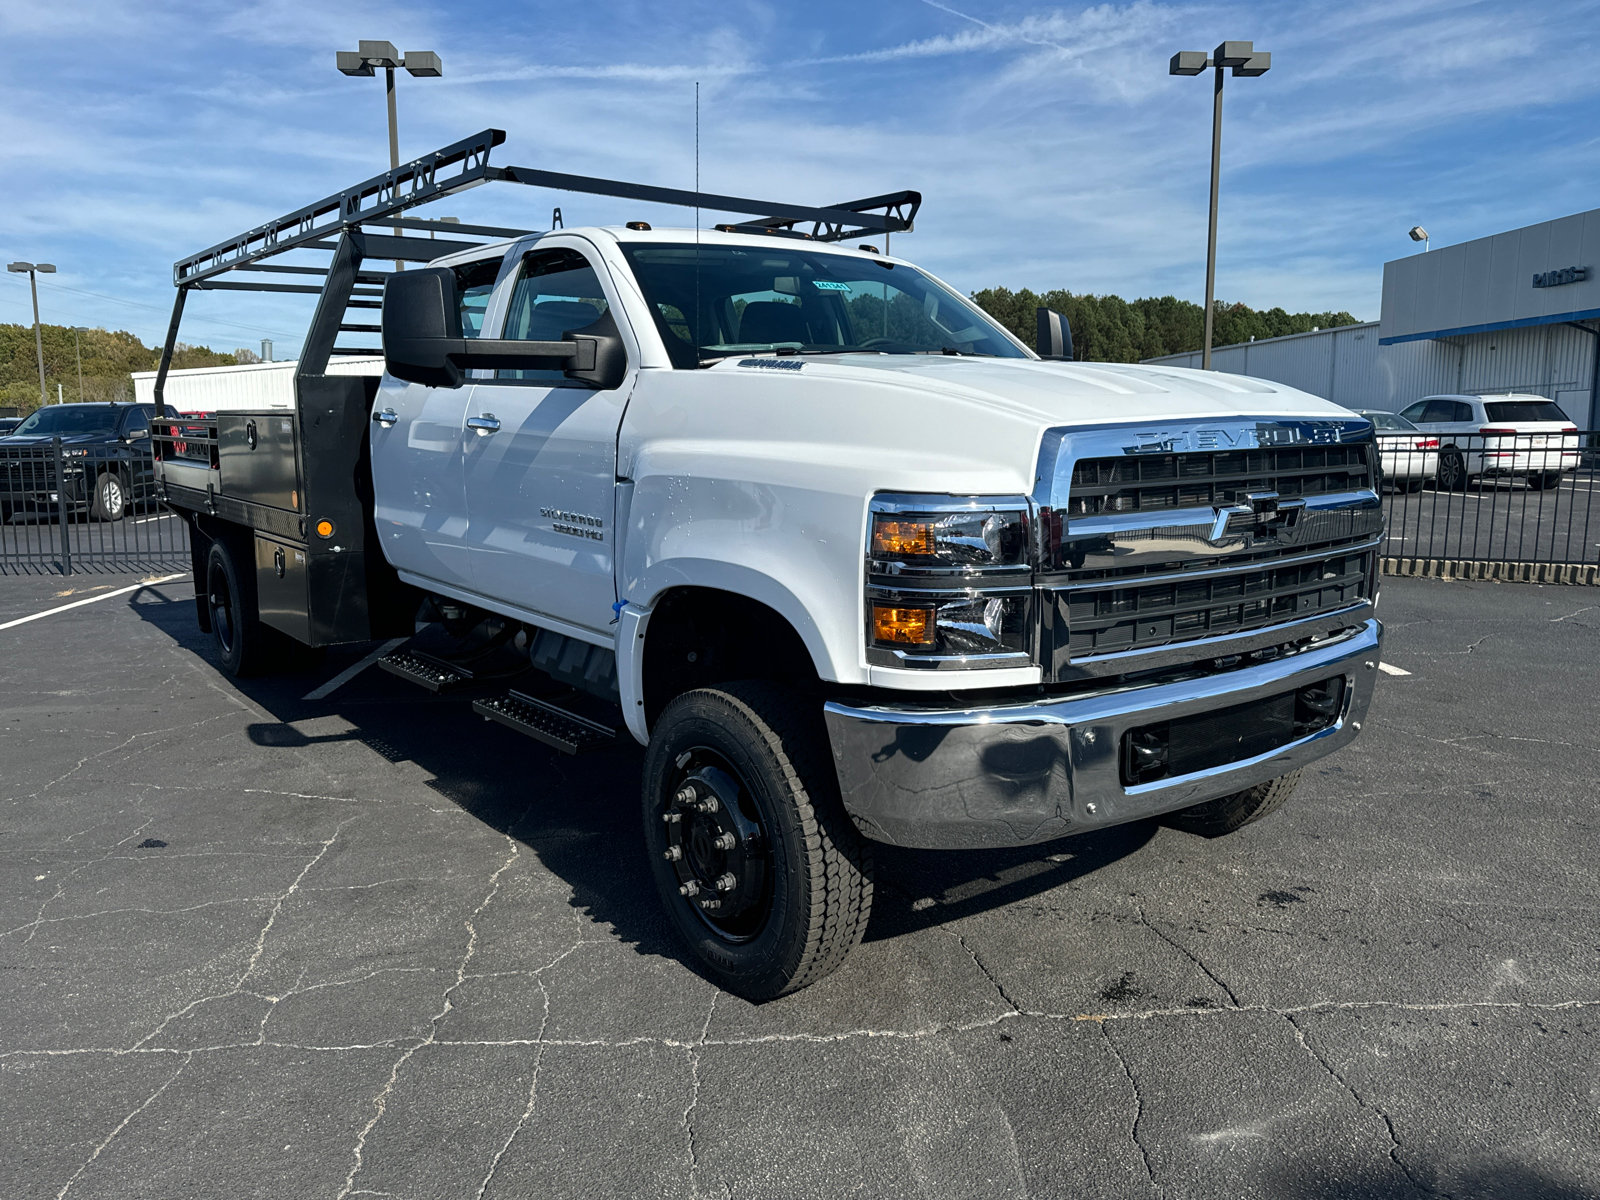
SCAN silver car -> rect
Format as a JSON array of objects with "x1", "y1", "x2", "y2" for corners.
[{"x1": 1356, "y1": 409, "x2": 1438, "y2": 492}]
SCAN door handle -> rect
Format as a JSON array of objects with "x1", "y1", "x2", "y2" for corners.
[
  {"x1": 467, "y1": 414, "x2": 501, "y2": 436},
  {"x1": 372, "y1": 408, "x2": 399, "y2": 428}
]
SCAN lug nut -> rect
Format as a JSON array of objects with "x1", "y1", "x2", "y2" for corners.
[
  {"x1": 696, "y1": 796, "x2": 720, "y2": 814},
  {"x1": 662, "y1": 811, "x2": 681, "y2": 825},
  {"x1": 673, "y1": 784, "x2": 698, "y2": 806},
  {"x1": 678, "y1": 880, "x2": 699, "y2": 897},
  {"x1": 662, "y1": 846, "x2": 682, "y2": 861},
  {"x1": 712, "y1": 833, "x2": 736, "y2": 851},
  {"x1": 699, "y1": 897, "x2": 721, "y2": 910},
  {"x1": 714, "y1": 872, "x2": 738, "y2": 893}
]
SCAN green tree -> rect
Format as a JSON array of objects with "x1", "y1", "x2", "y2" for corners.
[
  {"x1": 968, "y1": 288, "x2": 1359, "y2": 362},
  {"x1": 0, "y1": 323, "x2": 237, "y2": 416}
]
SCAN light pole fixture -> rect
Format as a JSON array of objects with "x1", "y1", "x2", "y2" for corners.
[
  {"x1": 1170, "y1": 40, "x2": 1272, "y2": 370},
  {"x1": 1409, "y1": 225, "x2": 1430, "y2": 253},
  {"x1": 338, "y1": 41, "x2": 442, "y2": 270},
  {"x1": 7, "y1": 261, "x2": 57, "y2": 406},
  {"x1": 73, "y1": 326, "x2": 90, "y2": 401}
]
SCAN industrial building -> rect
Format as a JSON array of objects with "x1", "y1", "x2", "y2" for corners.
[
  {"x1": 131, "y1": 355, "x2": 382, "y2": 411},
  {"x1": 1146, "y1": 207, "x2": 1600, "y2": 428}
]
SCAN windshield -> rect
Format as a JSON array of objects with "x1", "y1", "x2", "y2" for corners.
[
  {"x1": 1359, "y1": 411, "x2": 1418, "y2": 431},
  {"x1": 619, "y1": 242, "x2": 1029, "y2": 368},
  {"x1": 1484, "y1": 400, "x2": 1569, "y2": 423},
  {"x1": 10, "y1": 406, "x2": 119, "y2": 437}
]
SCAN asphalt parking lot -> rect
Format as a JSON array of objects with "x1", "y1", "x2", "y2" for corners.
[{"x1": 2, "y1": 572, "x2": 1597, "y2": 1199}]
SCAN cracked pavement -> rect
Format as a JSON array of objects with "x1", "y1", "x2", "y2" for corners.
[{"x1": 1, "y1": 572, "x2": 1597, "y2": 1199}]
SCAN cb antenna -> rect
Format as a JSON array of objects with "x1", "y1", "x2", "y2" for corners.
[{"x1": 695, "y1": 82, "x2": 700, "y2": 359}]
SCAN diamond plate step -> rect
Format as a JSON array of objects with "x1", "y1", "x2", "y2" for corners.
[
  {"x1": 472, "y1": 689, "x2": 617, "y2": 755},
  {"x1": 377, "y1": 650, "x2": 475, "y2": 693}
]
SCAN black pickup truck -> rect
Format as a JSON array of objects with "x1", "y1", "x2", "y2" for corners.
[{"x1": 0, "y1": 403, "x2": 157, "y2": 521}]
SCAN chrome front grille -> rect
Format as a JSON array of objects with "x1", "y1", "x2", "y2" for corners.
[
  {"x1": 1061, "y1": 547, "x2": 1370, "y2": 657},
  {"x1": 1031, "y1": 419, "x2": 1383, "y2": 681},
  {"x1": 1066, "y1": 444, "x2": 1372, "y2": 516}
]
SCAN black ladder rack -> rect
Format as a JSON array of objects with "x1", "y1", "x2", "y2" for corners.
[{"x1": 154, "y1": 125, "x2": 921, "y2": 413}]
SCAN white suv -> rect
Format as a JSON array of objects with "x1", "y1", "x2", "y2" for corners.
[{"x1": 1398, "y1": 393, "x2": 1579, "y2": 490}]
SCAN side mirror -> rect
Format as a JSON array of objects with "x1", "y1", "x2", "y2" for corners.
[
  {"x1": 383, "y1": 268, "x2": 629, "y2": 391},
  {"x1": 1036, "y1": 307, "x2": 1073, "y2": 361},
  {"x1": 383, "y1": 268, "x2": 467, "y2": 388}
]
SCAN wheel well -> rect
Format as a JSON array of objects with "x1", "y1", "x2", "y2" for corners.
[{"x1": 642, "y1": 588, "x2": 821, "y2": 726}]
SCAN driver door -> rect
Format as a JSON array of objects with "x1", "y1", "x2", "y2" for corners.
[{"x1": 461, "y1": 243, "x2": 630, "y2": 634}]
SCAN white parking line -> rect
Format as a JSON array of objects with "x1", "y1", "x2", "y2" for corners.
[
  {"x1": 302, "y1": 638, "x2": 408, "y2": 701},
  {"x1": 1378, "y1": 662, "x2": 1412, "y2": 676},
  {"x1": 0, "y1": 573, "x2": 189, "y2": 631}
]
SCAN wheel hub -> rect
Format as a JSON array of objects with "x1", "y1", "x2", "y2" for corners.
[{"x1": 662, "y1": 764, "x2": 767, "y2": 924}]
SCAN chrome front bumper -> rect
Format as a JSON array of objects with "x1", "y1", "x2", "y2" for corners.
[{"x1": 823, "y1": 618, "x2": 1382, "y2": 849}]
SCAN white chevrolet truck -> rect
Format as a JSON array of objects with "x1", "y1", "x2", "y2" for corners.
[{"x1": 151, "y1": 130, "x2": 1383, "y2": 999}]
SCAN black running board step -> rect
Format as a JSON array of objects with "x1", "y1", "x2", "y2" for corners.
[
  {"x1": 378, "y1": 649, "x2": 476, "y2": 693},
  {"x1": 473, "y1": 689, "x2": 618, "y2": 754}
]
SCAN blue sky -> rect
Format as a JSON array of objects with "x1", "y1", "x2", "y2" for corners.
[{"x1": 3, "y1": 0, "x2": 1598, "y2": 360}]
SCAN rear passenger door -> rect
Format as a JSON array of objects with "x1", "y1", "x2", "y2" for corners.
[
  {"x1": 370, "y1": 254, "x2": 505, "y2": 592},
  {"x1": 120, "y1": 406, "x2": 155, "y2": 500},
  {"x1": 461, "y1": 242, "x2": 630, "y2": 634}
]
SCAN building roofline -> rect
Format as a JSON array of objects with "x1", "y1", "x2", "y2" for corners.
[
  {"x1": 1377, "y1": 309, "x2": 1600, "y2": 345},
  {"x1": 1142, "y1": 320, "x2": 1377, "y2": 364}
]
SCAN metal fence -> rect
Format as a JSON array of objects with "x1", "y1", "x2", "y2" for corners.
[
  {"x1": 1378, "y1": 430, "x2": 1600, "y2": 581},
  {"x1": 0, "y1": 439, "x2": 191, "y2": 576}
]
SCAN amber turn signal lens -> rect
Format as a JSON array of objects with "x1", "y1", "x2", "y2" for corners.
[
  {"x1": 314, "y1": 519, "x2": 335, "y2": 538},
  {"x1": 872, "y1": 518, "x2": 934, "y2": 557},
  {"x1": 872, "y1": 603, "x2": 936, "y2": 646}
]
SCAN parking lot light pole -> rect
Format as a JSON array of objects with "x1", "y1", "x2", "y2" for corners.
[
  {"x1": 1170, "y1": 41, "x2": 1271, "y2": 370},
  {"x1": 338, "y1": 41, "x2": 443, "y2": 271},
  {"x1": 7, "y1": 261, "x2": 57, "y2": 406},
  {"x1": 73, "y1": 327, "x2": 90, "y2": 401}
]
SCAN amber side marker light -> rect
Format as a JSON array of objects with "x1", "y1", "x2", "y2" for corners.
[
  {"x1": 315, "y1": 519, "x2": 336, "y2": 539},
  {"x1": 873, "y1": 603, "x2": 936, "y2": 646},
  {"x1": 872, "y1": 518, "x2": 934, "y2": 557}
]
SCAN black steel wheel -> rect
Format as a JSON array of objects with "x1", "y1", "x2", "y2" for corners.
[
  {"x1": 1435, "y1": 448, "x2": 1468, "y2": 491},
  {"x1": 205, "y1": 538, "x2": 273, "y2": 677},
  {"x1": 642, "y1": 681, "x2": 873, "y2": 1001},
  {"x1": 91, "y1": 470, "x2": 127, "y2": 521},
  {"x1": 1163, "y1": 771, "x2": 1301, "y2": 838}
]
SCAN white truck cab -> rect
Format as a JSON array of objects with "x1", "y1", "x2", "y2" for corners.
[{"x1": 152, "y1": 131, "x2": 1384, "y2": 999}]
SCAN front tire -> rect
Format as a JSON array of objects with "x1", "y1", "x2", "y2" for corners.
[
  {"x1": 1162, "y1": 771, "x2": 1301, "y2": 838},
  {"x1": 91, "y1": 470, "x2": 128, "y2": 521},
  {"x1": 642, "y1": 681, "x2": 874, "y2": 1001}
]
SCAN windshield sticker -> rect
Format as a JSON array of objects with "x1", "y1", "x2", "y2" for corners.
[
  {"x1": 737, "y1": 359, "x2": 804, "y2": 371},
  {"x1": 810, "y1": 280, "x2": 852, "y2": 292}
]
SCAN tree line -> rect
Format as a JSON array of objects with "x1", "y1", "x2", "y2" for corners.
[
  {"x1": 969, "y1": 288, "x2": 1360, "y2": 363},
  {"x1": 3, "y1": 288, "x2": 1362, "y2": 414},
  {"x1": 0, "y1": 323, "x2": 250, "y2": 414}
]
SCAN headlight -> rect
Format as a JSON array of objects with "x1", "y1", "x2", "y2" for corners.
[
  {"x1": 865, "y1": 494, "x2": 1033, "y2": 670},
  {"x1": 60, "y1": 448, "x2": 89, "y2": 457}
]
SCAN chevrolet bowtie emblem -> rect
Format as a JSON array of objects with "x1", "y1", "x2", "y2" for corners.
[{"x1": 1210, "y1": 491, "x2": 1307, "y2": 540}]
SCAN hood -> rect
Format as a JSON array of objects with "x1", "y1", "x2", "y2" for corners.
[
  {"x1": 713, "y1": 354, "x2": 1354, "y2": 427},
  {"x1": 0, "y1": 431, "x2": 116, "y2": 448}
]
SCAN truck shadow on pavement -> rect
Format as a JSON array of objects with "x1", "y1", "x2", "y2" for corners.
[
  {"x1": 1280, "y1": 1161, "x2": 1593, "y2": 1200},
  {"x1": 133, "y1": 592, "x2": 1154, "y2": 983}
]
